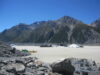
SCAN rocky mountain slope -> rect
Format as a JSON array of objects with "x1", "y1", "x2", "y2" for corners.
[{"x1": 0, "y1": 16, "x2": 100, "y2": 44}]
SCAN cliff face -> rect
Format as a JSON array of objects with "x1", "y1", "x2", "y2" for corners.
[{"x1": 0, "y1": 16, "x2": 100, "y2": 44}]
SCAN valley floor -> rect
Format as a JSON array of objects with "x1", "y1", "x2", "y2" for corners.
[{"x1": 13, "y1": 45, "x2": 100, "y2": 63}]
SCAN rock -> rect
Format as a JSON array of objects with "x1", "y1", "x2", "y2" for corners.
[
  {"x1": 15, "y1": 59, "x2": 25, "y2": 65},
  {"x1": 25, "y1": 72, "x2": 34, "y2": 75},
  {"x1": 0, "y1": 69, "x2": 14, "y2": 75},
  {"x1": 50, "y1": 72, "x2": 62, "y2": 75},
  {"x1": 35, "y1": 60, "x2": 44, "y2": 66},
  {"x1": 37, "y1": 70, "x2": 45, "y2": 75},
  {"x1": 51, "y1": 59, "x2": 75, "y2": 75},
  {"x1": 38, "y1": 67, "x2": 47, "y2": 71},
  {"x1": 0, "y1": 56, "x2": 62, "y2": 75},
  {"x1": 42, "y1": 63, "x2": 52, "y2": 71},
  {"x1": 0, "y1": 41, "x2": 30, "y2": 57},
  {"x1": 26, "y1": 62, "x2": 36, "y2": 69},
  {"x1": 5, "y1": 63, "x2": 25, "y2": 73},
  {"x1": 40, "y1": 44, "x2": 52, "y2": 47},
  {"x1": 25, "y1": 67, "x2": 35, "y2": 73}
]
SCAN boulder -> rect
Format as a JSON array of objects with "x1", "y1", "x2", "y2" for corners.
[
  {"x1": 5, "y1": 63, "x2": 25, "y2": 73},
  {"x1": 51, "y1": 59, "x2": 75, "y2": 75}
]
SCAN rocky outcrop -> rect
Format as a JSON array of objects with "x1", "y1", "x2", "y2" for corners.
[
  {"x1": 0, "y1": 56, "x2": 100, "y2": 75},
  {"x1": 51, "y1": 58, "x2": 100, "y2": 75},
  {"x1": 51, "y1": 59, "x2": 75, "y2": 75},
  {"x1": 0, "y1": 41, "x2": 30, "y2": 57},
  {"x1": 0, "y1": 57, "x2": 61, "y2": 75}
]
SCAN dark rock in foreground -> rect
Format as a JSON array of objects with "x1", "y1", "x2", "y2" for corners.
[
  {"x1": 51, "y1": 59, "x2": 75, "y2": 75},
  {"x1": 0, "y1": 41, "x2": 30, "y2": 57},
  {"x1": 0, "y1": 57, "x2": 61, "y2": 75},
  {"x1": 0, "y1": 57, "x2": 100, "y2": 75},
  {"x1": 51, "y1": 58, "x2": 100, "y2": 75}
]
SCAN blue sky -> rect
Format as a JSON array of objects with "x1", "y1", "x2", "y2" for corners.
[{"x1": 0, "y1": 0, "x2": 100, "y2": 32}]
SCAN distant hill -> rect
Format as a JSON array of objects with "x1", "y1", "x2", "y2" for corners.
[{"x1": 0, "y1": 16, "x2": 100, "y2": 44}]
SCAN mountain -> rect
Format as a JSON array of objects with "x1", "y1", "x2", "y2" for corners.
[
  {"x1": 0, "y1": 23, "x2": 34, "y2": 42},
  {"x1": 90, "y1": 19, "x2": 100, "y2": 34},
  {"x1": 0, "y1": 16, "x2": 100, "y2": 44},
  {"x1": 91, "y1": 19, "x2": 100, "y2": 27}
]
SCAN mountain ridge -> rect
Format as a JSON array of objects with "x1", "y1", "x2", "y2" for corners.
[{"x1": 0, "y1": 16, "x2": 100, "y2": 44}]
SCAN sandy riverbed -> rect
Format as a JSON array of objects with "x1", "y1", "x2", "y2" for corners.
[{"x1": 13, "y1": 45, "x2": 100, "y2": 63}]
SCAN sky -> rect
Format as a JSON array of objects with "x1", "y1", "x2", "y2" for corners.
[{"x1": 0, "y1": 0, "x2": 100, "y2": 32}]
